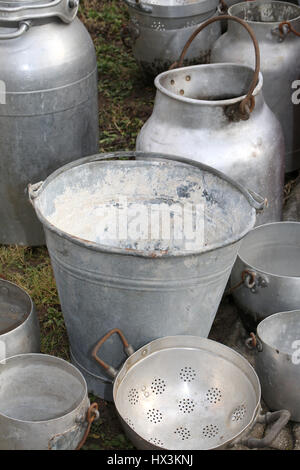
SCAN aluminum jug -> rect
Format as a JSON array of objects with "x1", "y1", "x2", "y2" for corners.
[
  {"x1": 136, "y1": 15, "x2": 285, "y2": 225},
  {"x1": 121, "y1": 0, "x2": 221, "y2": 75},
  {"x1": 0, "y1": 0, "x2": 99, "y2": 246},
  {"x1": 211, "y1": 1, "x2": 300, "y2": 173}
]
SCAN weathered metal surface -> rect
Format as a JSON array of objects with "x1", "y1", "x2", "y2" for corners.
[
  {"x1": 29, "y1": 151, "x2": 262, "y2": 399},
  {"x1": 0, "y1": 0, "x2": 99, "y2": 246},
  {"x1": 250, "y1": 310, "x2": 300, "y2": 422},
  {"x1": 0, "y1": 354, "x2": 91, "y2": 450},
  {"x1": 136, "y1": 63, "x2": 284, "y2": 224},
  {"x1": 0, "y1": 279, "x2": 40, "y2": 360},
  {"x1": 96, "y1": 333, "x2": 289, "y2": 450},
  {"x1": 211, "y1": 1, "x2": 300, "y2": 172},
  {"x1": 231, "y1": 222, "x2": 300, "y2": 331},
  {"x1": 122, "y1": 0, "x2": 221, "y2": 75}
]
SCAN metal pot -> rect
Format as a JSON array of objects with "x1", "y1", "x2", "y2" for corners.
[
  {"x1": 0, "y1": 279, "x2": 40, "y2": 360},
  {"x1": 136, "y1": 15, "x2": 285, "y2": 225},
  {"x1": 122, "y1": 0, "x2": 221, "y2": 75},
  {"x1": 93, "y1": 330, "x2": 290, "y2": 450},
  {"x1": 231, "y1": 221, "x2": 300, "y2": 331},
  {"x1": 0, "y1": 354, "x2": 99, "y2": 450},
  {"x1": 247, "y1": 310, "x2": 300, "y2": 422},
  {"x1": 211, "y1": 1, "x2": 300, "y2": 173},
  {"x1": 0, "y1": 0, "x2": 99, "y2": 246},
  {"x1": 28, "y1": 151, "x2": 264, "y2": 400}
]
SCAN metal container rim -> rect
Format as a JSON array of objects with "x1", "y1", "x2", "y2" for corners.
[
  {"x1": 0, "y1": 279, "x2": 34, "y2": 339},
  {"x1": 0, "y1": 353, "x2": 88, "y2": 424},
  {"x1": 155, "y1": 63, "x2": 263, "y2": 107},
  {"x1": 237, "y1": 221, "x2": 300, "y2": 280},
  {"x1": 228, "y1": 1, "x2": 300, "y2": 25},
  {"x1": 31, "y1": 151, "x2": 257, "y2": 258},
  {"x1": 257, "y1": 309, "x2": 300, "y2": 357}
]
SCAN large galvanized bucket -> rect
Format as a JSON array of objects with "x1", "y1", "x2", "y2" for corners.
[{"x1": 29, "y1": 152, "x2": 264, "y2": 400}]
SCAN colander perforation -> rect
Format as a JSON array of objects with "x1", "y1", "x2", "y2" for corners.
[
  {"x1": 174, "y1": 426, "x2": 191, "y2": 440},
  {"x1": 178, "y1": 398, "x2": 195, "y2": 414},
  {"x1": 151, "y1": 377, "x2": 166, "y2": 395},
  {"x1": 179, "y1": 366, "x2": 196, "y2": 382},
  {"x1": 149, "y1": 437, "x2": 164, "y2": 446},
  {"x1": 147, "y1": 409, "x2": 163, "y2": 424},
  {"x1": 232, "y1": 404, "x2": 247, "y2": 422},
  {"x1": 125, "y1": 417, "x2": 135, "y2": 430},
  {"x1": 206, "y1": 387, "x2": 222, "y2": 404},
  {"x1": 128, "y1": 387, "x2": 139, "y2": 405},
  {"x1": 202, "y1": 424, "x2": 219, "y2": 438}
]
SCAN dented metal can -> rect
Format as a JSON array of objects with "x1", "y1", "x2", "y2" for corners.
[
  {"x1": 0, "y1": 0, "x2": 99, "y2": 246},
  {"x1": 211, "y1": 1, "x2": 300, "y2": 172}
]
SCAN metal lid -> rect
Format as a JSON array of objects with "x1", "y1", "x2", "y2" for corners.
[
  {"x1": 124, "y1": 0, "x2": 219, "y2": 18},
  {"x1": 0, "y1": 0, "x2": 79, "y2": 23}
]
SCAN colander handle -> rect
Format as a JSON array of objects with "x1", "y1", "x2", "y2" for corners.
[
  {"x1": 92, "y1": 329, "x2": 135, "y2": 379},
  {"x1": 241, "y1": 410, "x2": 291, "y2": 449},
  {"x1": 170, "y1": 15, "x2": 260, "y2": 121}
]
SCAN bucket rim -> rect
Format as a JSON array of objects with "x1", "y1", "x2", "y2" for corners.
[{"x1": 30, "y1": 151, "x2": 258, "y2": 258}]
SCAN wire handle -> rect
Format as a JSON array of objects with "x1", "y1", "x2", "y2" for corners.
[{"x1": 170, "y1": 15, "x2": 260, "y2": 120}]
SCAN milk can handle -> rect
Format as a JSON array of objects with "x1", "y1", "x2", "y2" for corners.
[
  {"x1": 241, "y1": 410, "x2": 291, "y2": 449},
  {"x1": 0, "y1": 21, "x2": 31, "y2": 39},
  {"x1": 170, "y1": 15, "x2": 260, "y2": 119},
  {"x1": 92, "y1": 328, "x2": 135, "y2": 378}
]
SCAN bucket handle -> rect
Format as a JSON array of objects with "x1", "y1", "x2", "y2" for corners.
[
  {"x1": 239, "y1": 410, "x2": 291, "y2": 449},
  {"x1": 92, "y1": 329, "x2": 135, "y2": 379},
  {"x1": 0, "y1": 21, "x2": 31, "y2": 39},
  {"x1": 170, "y1": 15, "x2": 260, "y2": 121}
]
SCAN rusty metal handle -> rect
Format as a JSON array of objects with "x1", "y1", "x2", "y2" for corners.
[
  {"x1": 76, "y1": 403, "x2": 99, "y2": 451},
  {"x1": 92, "y1": 328, "x2": 134, "y2": 378},
  {"x1": 245, "y1": 332, "x2": 263, "y2": 352},
  {"x1": 279, "y1": 21, "x2": 300, "y2": 38},
  {"x1": 170, "y1": 15, "x2": 260, "y2": 119},
  {"x1": 242, "y1": 410, "x2": 291, "y2": 448}
]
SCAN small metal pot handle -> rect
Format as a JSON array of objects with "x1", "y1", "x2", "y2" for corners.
[
  {"x1": 92, "y1": 328, "x2": 135, "y2": 378},
  {"x1": 170, "y1": 15, "x2": 261, "y2": 121},
  {"x1": 241, "y1": 410, "x2": 291, "y2": 449},
  {"x1": 48, "y1": 403, "x2": 99, "y2": 450},
  {"x1": 0, "y1": 20, "x2": 31, "y2": 39},
  {"x1": 123, "y1": 0, "x2": 152, "y2": 14},
  {"x1": 245, "y1": 332, "x2": 263, "y2": 352}
]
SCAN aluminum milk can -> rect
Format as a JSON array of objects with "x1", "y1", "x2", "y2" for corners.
[
  {"x1": 121, "y1": 0, "x2": 221, "y2": 75},
  {"x1": 211, "y1": 1, "x2": 300, "y2": 173},
  {"x1": 136, "y1": 16, "x2": 285, "y2": 225},
  {"x1": 0, "y1": 0, "x2": 99, "y2": 246}
]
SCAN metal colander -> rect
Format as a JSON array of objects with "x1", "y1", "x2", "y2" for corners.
[{"x1": 93, "y1": 332, "x2": 275, "y2": 450}]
